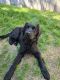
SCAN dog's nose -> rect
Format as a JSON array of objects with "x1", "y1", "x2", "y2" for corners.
[{"x1": 25, "y1": 32, "x2": 30, "y2": 37}]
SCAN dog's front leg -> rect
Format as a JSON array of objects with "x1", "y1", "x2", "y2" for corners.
[
  {"x1": 4, "y1": 49, "x2": 26, "y2": 80},
  {"x1": 31, "y1": 44, "x2": 50, "y2": 80}
]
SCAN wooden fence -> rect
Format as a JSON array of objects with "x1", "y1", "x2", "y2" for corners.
[{"x1": 0, "y1": 0, "x2": 60, "y2": 12}]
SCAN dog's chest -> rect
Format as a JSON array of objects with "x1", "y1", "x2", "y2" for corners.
[{"x1": 19, "y1": 33, "x2": 32, "y2": 50}]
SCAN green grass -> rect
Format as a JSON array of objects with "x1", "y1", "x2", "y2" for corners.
[
  {"x1": 0, "y1": 4, "x2": 60, "y2": 50},
  {"x1": 0, "y1": 4, "x2": 60, "y2": 80},
  {"x1": 16, "y1": 63, "x2": 30, "y2": 80}
]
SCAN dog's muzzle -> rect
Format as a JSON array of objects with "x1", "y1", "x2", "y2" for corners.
[{"x1": 25, "y1": 28, "x2": 35, "y2": 40}]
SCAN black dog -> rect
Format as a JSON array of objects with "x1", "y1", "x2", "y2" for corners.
[{"x1": 0, "y1": 23, "x2": 50, "y2": 80}]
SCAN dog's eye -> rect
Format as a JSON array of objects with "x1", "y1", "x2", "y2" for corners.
[
  {"x1": 27, "y1": 26, "x2": 30, "y2": 28},
  {"x1": 32, "y1": 26, "x2": 35, "y2": 29}
]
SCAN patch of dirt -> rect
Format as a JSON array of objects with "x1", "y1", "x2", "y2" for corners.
[
  {"x1": 11, "y1": 74, "x2": 18, "y2": 80},
  {"x1": 43, "y1": 46, "x2": 60, "y2": 80}
]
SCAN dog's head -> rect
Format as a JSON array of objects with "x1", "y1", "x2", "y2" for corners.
[
  {"x1": 9, "y1": 23, "x2": 41, "y2": 46},
  {"x1": 23, "y1": 23, "x2": 41, "y2": 42}
]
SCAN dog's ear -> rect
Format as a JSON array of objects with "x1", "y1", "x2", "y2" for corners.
[
  {"x1": 36, "y1": 24, "x2": 40, "y2": 36},
  {"x1": 35, "y1": 24, "x2": 41, "y2": 38}
]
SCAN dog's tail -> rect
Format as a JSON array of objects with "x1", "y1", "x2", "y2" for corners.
[{"x1": 0, "y1": 33, "x2": 10, "y2": 40}]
